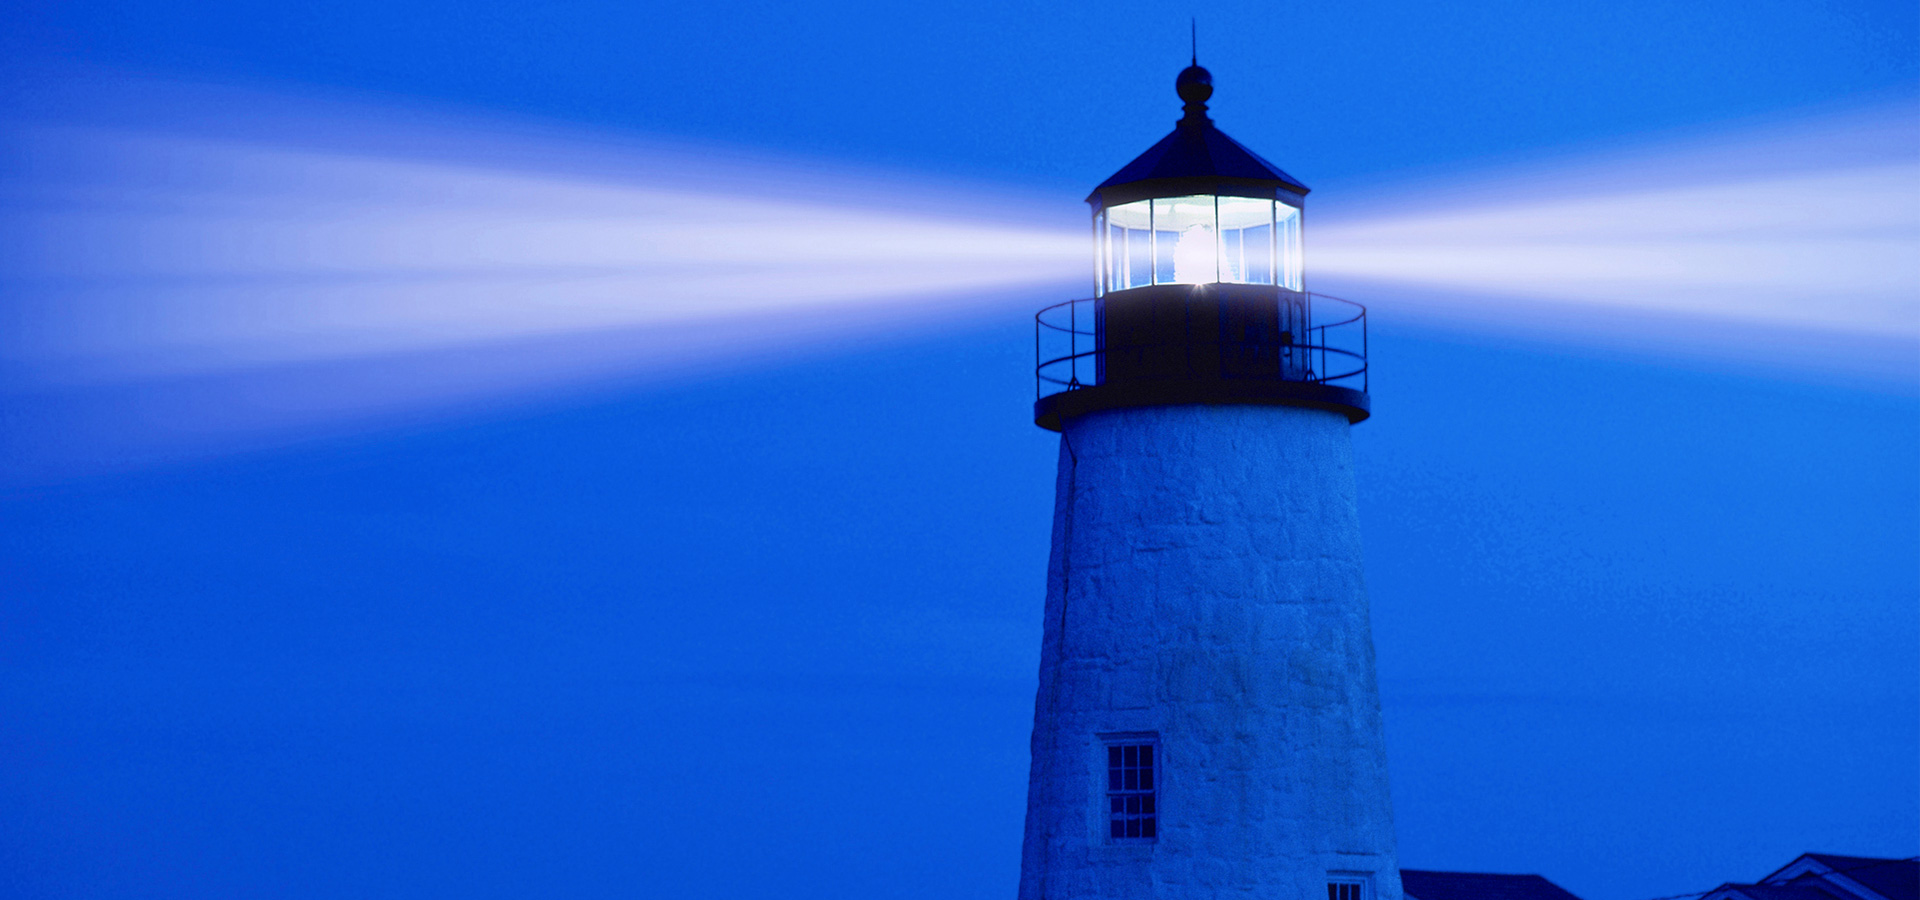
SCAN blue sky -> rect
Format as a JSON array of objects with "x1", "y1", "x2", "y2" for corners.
[{"x1": 1, "y1": 1, "x2": 1916, "y2": 898}]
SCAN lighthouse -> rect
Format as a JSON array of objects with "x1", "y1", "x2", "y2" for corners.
[{"x1": 1018, "y1": 62, "x2": 1400, "y2": 900}]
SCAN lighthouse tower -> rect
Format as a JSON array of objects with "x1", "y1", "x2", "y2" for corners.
[{"x1": 1018, "y1": 63, "x2": 1400, "y2": 900}]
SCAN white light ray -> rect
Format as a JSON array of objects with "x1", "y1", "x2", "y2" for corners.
[
  {"x1": 2, "y1": 72, "x2": 1914, "y2": 484},
  {"x1": 0, "y1": 75, "x2": 1090, "y2": 482},
  {"x1": 1312, "y1": 103, "x2": 1920, "y2": 347},
  {"x1": 2, "y1": 128, "x2": 1084, "y2": 386}
]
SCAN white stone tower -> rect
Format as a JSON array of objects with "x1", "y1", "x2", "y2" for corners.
[{"x1": 1018, "y1": 63, "x2": 1401, "y2": 900}]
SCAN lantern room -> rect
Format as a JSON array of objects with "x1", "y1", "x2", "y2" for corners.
[
  {"x1": 1088, "y1": 63, "x2": 1311, "y2": 292},
  {"x1": 1033, "y1": 63, "x2": 1369, "y2": 431}
]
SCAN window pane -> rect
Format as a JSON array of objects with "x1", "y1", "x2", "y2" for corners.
[
  {"x1": 1215, "y1": 197, "x2": 1274, "y2": 285},
  {"x1": 1240, "y1": 223, "x2": 1273, "y2": 285},
  {"x1": 1106, "y1": 201, "x2": 1153, "y2": 289},
  {"x1": 1152, "y1": 195, "x2": 1218, "y2": 284},
  {"x1": 1129, "y1": 230, "x2": 1152, "y2": 287},
  {"x1": 1104, "y1": 740, "x2": 1157, "y2": 842},
  {"x1": 1277, "y1": 203, "x2": 1302, "y2": 290},
  {"x1": 1328, "y1": 882, "x2": 1365, "y2": 900}
]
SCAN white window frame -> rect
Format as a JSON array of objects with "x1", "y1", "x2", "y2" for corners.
[
  {"x1": 1328, "y1": 873, "x2": 1373, "y2": 900},
  {"x1": 1097, "y1": 732, "x2": 1159, "y2": 844}
]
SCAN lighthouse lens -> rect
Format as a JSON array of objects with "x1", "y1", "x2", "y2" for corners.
[{"x1": 1154, "y1": 195, "x2": 1219, "y2": 284}]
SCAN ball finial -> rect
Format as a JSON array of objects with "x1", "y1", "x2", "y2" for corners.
[
  {"x1": 1176, "y1": 64, "x2": 1213, "y2": 105},
  {"x1": 1175, "y1": 64, "x2": 1212, "y2": 124}
]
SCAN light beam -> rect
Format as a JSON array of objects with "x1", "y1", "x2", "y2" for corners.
[
  {"x1": 2, "y1": 73, "x2": 1913, "y2": 484},
  {"x1": 1311, "y1": 101, "x2": 1919, "y2": 379},
  {"x1": 2, "y1": 115, "x2": 1084, "y2": 386},
  {"x1": 0, "y1": 74, "x2": 1088, "y2": 481}
]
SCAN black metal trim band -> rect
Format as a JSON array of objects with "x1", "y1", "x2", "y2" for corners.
[{"x1": 1033, "y1": 379, "x2": 1370, "y2": 431}]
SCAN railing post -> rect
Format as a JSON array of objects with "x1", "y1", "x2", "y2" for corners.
[{"x1": 1361, "y1": 308, "x2": 1369, "y2": 393}]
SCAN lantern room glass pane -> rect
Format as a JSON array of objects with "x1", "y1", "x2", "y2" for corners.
[
  {"x1": 1216, "y1": 196, "x2": 1275, "y2": 285},
  {"x1": 1106, "y1": 200, "x2": 1153, "y2": 290},
  {"x1": 1099, "y1": 212, "x2": 1114, "y2": 297},
  {"x1": 1153, "y1": 195, "x2": 1217, "y2": 284},
  {"x1": 1277, "y1": 203, "x2": 1302, "y2": 290}
]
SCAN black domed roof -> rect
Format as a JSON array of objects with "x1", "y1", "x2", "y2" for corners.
[{"x1": 1089, "y1": 66, "x2": 1309, "y2": 205}]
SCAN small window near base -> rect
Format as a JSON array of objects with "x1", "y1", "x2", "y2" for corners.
[
  {"x1": 1104, "y1": 741, "x2": 1156, "y2": 841},
  {"x1": 1328, "y1": 876, "x2": 1371, "y2": 900}
]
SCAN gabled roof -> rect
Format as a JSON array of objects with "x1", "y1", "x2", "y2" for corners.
[
  {"x1": 1769, "y1": 855, "x2": 1920, "y2": 900},
  {"x1": 1401, "y1": 869, "x2": 1587, "y2": 900},
  {"x1": 1703, "y1": 882, "x2": 1851, "y2": 900}
]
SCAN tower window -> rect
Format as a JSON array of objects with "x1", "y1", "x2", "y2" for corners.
[
  {"x1": 1105, "y1": 742, "x2": 1156, "y2": 840},
  {"x1": 1328, "y1": 876, "x2": 1370, "y2": 900}
]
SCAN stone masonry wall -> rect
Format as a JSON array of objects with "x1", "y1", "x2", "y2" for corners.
[{"x1": 1017, "y1": 403, "x2": 1401, "y2": 900}]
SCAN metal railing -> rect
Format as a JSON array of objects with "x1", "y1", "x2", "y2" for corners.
[{"x1": 1035, "y1": 292, "x2": 1368, "y2": 401}]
